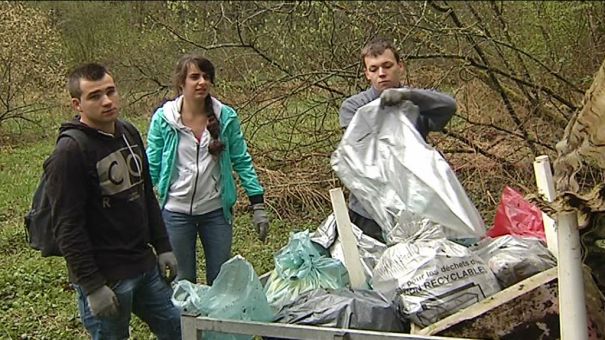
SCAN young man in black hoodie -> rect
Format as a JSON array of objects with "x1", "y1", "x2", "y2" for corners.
[
  {"x1": 45, "y1": 63, "x2": 181, "y2": 339},
  {"x1": 339, "y1": 37, "x2": 457, "y2": 243}
]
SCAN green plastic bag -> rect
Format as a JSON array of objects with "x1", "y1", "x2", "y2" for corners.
[
  {"x1": 172, "y1": 280, "x2": 210, "y2": 315},
  {"x1": 264, "y1": 230, "x2": 350, "y2": 310},
  {"x1": 172, "y1": 255, "x2": 274, "y2": 340}
]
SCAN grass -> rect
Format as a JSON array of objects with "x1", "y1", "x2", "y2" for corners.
[
  {"x1": 0, "y1": 128, "x2": 89, "y2": 339},
  {"x1": 0, "y1": 109, "x2": 324, "y2": 339}
]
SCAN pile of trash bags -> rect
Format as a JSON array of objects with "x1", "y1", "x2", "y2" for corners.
[{"x1": 171, "y1": 97, "x2": 558, "y2": 336}]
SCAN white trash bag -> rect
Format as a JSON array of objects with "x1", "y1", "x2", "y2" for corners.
[{"x1": 371, "y1": 238, "x2": 501, "y2": 327}]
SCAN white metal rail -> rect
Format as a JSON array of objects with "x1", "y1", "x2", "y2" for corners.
[{"x1": 181, "y1": 315, "x2": 474, "y2": 340}]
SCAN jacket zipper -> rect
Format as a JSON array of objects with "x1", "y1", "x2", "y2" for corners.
[{"x1": 189, "y1": 143, "x2": 200, "y2": 215}]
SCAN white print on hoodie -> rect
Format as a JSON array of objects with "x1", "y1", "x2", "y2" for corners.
[{"x1": 163, "y1": 96, "x2": 224, "y2": 216}]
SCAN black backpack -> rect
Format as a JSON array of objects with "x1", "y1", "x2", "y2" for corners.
[{"x1": 24, "y1": 129, "x2": 90, "y2": 257}]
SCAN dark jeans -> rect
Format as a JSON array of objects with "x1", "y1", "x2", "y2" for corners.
[
  {"x1": 74, "y1": 266, "x2": 181, "y2": 340},
  {"x1": 162, "y1": 208, "x2": 232, "y2": 285},
  {"x1": 349, "y1": 209, "x2": 386, "y2": 243}
]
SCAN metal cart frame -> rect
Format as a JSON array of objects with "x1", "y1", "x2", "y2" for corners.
[{"x1": 180, "y1": 315, "x2": 472, "y2": 340}]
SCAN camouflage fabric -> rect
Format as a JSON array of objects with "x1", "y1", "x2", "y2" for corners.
[
  {"x1": 553, "y1": 58, "x2": 605, "y2": 222},
  {"x1": 554, "y1": 58, "x2": 605, "y2": 295}
]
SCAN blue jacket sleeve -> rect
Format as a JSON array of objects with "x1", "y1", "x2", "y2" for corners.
[
  {"x1": 225, "y1": 110, "x2": 265, "y2": 204},
  {"x1": 146, "y1": 110, "x2": 164, "y2": 188}
]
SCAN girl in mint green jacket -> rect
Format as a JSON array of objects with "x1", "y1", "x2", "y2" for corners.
[{"x1": 146, "y1": 54, "x2": 269, "y2": 284}]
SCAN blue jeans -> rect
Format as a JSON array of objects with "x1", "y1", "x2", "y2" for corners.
[
  {"x1": 162, "y1": 208, "x2": 232, "y2": 285},
  {"x1": 75, "y1": 266, "x2": 181, "y2": 340}
]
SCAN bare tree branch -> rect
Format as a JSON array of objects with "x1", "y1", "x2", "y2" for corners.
[{"x1": 408, "y1": 53, "x2": 577, "y2": 111}]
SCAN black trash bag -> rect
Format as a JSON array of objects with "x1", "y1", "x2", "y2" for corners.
[
  {"x1": 581, "y1": 212, "x2": 605, "y2": 295},
  {"x1": 270, "y1": 287, "x2": 409, "y2": 336}
]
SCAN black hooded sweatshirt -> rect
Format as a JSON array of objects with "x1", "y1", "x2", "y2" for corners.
[{"x1": 44, "y1": 118, "x2": 171, "y2": 295}]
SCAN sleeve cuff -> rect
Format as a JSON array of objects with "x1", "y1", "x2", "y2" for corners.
[
  {"x1": 153, "y1": 238, "x2": 172, "y2": 255},
  {"x1": 79, "y1": 274, "x2": 107, "y2": 296},
  {"x1": 248, "y1": 194, "x2": 264, "y2": 205}
]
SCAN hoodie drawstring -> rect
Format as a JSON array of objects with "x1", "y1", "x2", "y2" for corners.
[{"x1": 122, "y1": 134, "x2": 142, "y2": 177}]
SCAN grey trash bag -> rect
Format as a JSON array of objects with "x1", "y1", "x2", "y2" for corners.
[
  {"x1": 331, "y1": 98, "x2": 485, "y2": 243},
  {"x1": 385, "y1": 210, "x2": 448, "y2": 245},
  {"x1": 273, "y1": 288, "x2": 409, "y2": 333},
  {"x1": 172, "y1": 255, "x2": 274, "y2": 340},
  {"x1": 310, "y1": 213, "x2": 387, "y2": 280},
  {"x1": 472, "y1": 235, "x2": 557, "y2": 288},
  {"x1": 371, "y1": 238, "x2": 501, "y2": 327}
]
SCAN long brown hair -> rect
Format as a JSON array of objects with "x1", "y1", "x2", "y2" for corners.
[{"x1": 174, "y1": 54, "x2": 225, "y2": 156}]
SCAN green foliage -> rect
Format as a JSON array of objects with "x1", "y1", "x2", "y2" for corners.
[
  {"x1": 0, "y1": 2, "x2": 65, "y2": 124},
  {"x1": 0, "y1": 133, "x2": 86, "y2": 339},
  {"x1": 525, "y1": 2, "x2": 603, "y2": 86},
  {"x1": 0, "y1": 250, "x2": 85, "y2": 339},
  {"x1": 2, "y1": 1, "x2": 605, "y2": 337}
]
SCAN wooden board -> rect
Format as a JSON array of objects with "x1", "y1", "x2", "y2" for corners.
[
  {"x1": 329, "y1": 188, "x2": 368, "y2": 289},
  {"x1": 415, "y1": 266, "x2": 605, "y2": 339}
]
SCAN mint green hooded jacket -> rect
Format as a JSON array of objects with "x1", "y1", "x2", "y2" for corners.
[{"x1": 146, "y1": 96, "x2": 264, "y2": 224}]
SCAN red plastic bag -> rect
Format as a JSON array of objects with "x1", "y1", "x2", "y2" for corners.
[{"x1": 486, "y1": 186, "x2": 545, "y2": 241}]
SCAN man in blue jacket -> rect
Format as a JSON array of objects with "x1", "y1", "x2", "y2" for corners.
[{"x1": 339, "y1": 37, "x2": 457, "y2": 243}]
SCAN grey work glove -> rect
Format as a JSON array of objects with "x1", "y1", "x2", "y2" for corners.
[
  {"x1": 379, "y1": 88, "x2": 412, "y2": 109},
  {"x1": 251, "y1": 203, "x2": 269, "y2": 242},
  {"x1": 158, "y1": 251, "x2": 178, "y2": 282},
  {"x1": 87, "y1": 285, "x2": 119, "y2": 318}
]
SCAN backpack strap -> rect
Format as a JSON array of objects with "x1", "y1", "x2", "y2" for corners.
[
  {"x1": 56, "y1": 129, "x2": 96, "y2": 185},
  {"x1": 58, "y1": 129, "x2": 90, "y2": 154}
]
